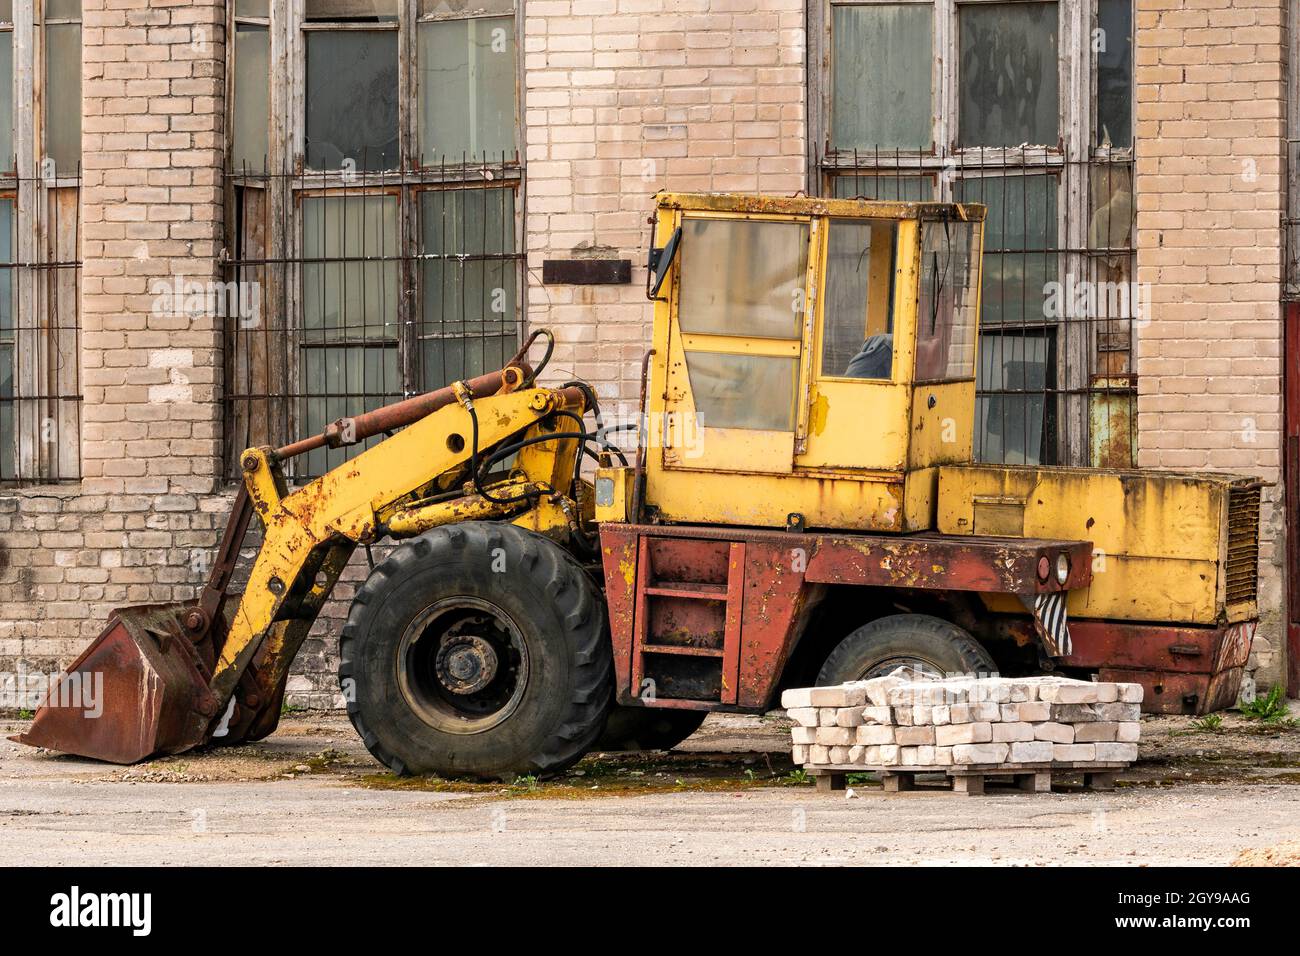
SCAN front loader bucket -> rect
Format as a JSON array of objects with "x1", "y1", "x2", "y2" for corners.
[{"x1": 12, "y1": 603, "x2": 221, "y2": 764}]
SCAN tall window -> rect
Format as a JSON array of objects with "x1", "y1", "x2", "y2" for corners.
[
  {"x1": 225, "y1": 0, "x2": 523, "y2": 477},
  {"x1": 812, "y1": 0, "x2": 1135, "y2": 467},
  {"x1": 0, "y1": 0, "x2": 82, "y2": 482}
]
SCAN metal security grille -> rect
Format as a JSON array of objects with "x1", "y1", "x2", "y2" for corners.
[
  {"x1": 0, "y1": 174, "x2": 81, "y2": 484},
  {"x1": 222, "y1": 159, "x2": 524, "y2": 480},
  {"x1": 820, "y1": 148, "x2": 1137, "y2": 468}
]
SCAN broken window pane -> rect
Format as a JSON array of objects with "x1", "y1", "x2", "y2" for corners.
[
  {"x1": 975, "y1": 328, "x2": 1057, "y2": 464},
  {"x1": 233, "y1": 24, "x2": 269, "y2": 172},
  {"x1": 832, "y1": 3, "x2": 933, "y2": 150},
  {"x1": 678, "y1": 218, "x2": 809, "y2": 340},
  {"x1": 915, "y1": 219, "x2": 982, "y2": 381},
  {"x1": 0, "y1": 199, "x2": 11, "y2": 479},
  {"x1": 419, "y1": 186, "x2": 519, "y2": 387},
  {"x1": 306, "y1": 0, "x2": 397, "y2": 21},
  {"x1": 685, "y1": 352, "x2": 798, "y2": 432},
  {"x1": 45, "y1": 22, "x2": 81, "y2": 174},
  {"x1": 305, "y1": 30, "x2": 399, "y2": 171},
  {"x1": 301, "y1": 194, "x2": 400, "y2": 475},
  {"x1": 0, "y1": 32, "x2": 12, "y2": 172},
  {"x1": 958, "y1": 2, "x2": 1059, "y2": 147},
  {"x1": 955, "y1": 174, "x2": 1058, "y2": 327},
  {"x1": 1096, "y1": 0, "x2": 1132, "y2": 148},
  {"x1": 822, "y1": 219, "x2": 897, "y2": 380},
  {"x1": 832, "y1": 174, "x2": 933, "y2": 202},
  {"x1": 418, "y1": 16, "x2": 517, "y2": 164}
]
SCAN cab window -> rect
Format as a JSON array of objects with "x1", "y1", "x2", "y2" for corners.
[
  {"x1": 915, "y1": 218, "x2": 981, "y2": 382},
  {"x1": 676, "y1": 217, "x2": 809, "y2": 431},
  {"x1": 820, "y1": 218, "x2": 898, "y2": 380}
]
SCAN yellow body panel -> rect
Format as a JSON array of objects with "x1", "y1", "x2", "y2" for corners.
[{"x1": 938, "y1": 464, "x2": 1260, "y2": 625}]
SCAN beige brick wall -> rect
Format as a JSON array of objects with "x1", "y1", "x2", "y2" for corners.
[
  {"x1": 0, "y1": 0, "x2": 231, "y2": 696},
  {"x1": 522, "y1": 0, "x2": 806, "y2": 405},
  {"x1": 1133, "y1": 0, "x2": 1286, "y2": 685}
]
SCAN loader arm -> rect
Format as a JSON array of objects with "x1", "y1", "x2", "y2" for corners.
[
  {"x1": 16, "y1": 362, "x2": 592, "y2": 763},
  {"x1": 213, "y1": 384, "x2": 589, "y2": 734}
]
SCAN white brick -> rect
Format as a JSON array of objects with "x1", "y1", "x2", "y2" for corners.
[
  {"x1": 864, "y1": 675, "x2": 906, "y2": 707},
  {"x1": 1074, "y1": 721, "x2": 1120, "y2": 743},
  {"x1": 861, "y1": 706, "x2": 894, "y2": 724},
  {"x1": 815, "y1": 726, "x2": 854, "y2": 746},
  {"x1": 786, "y1": 707, "x2": 818, "y2": 727},
  {"x1": 1053, "y1": 743, "x2": 1097, "y2": 762},
  {"x1": 818, "y1": 708, "x2": 839, "y2": 727},
  {"x1": 1095, "y1": 683, "x2": 1119, "y2": 703},
  {"x1": 1033, "y1": 722, "x2": 1076, "y2": 744},
  {"x1": 780, "y1": 688, "x2": 813, "y2": 709},
  {"x1": 1009, "y1": 740, "x2": 1054, "y2": 763},
  {"x1": 809, "y1": 683, "x2": 869, "y2": 707},
  {"x1": 1117, "y1": 721, "x2": 1142, "y2": 743},
  {"x1": 877, "y1": 745, "x2": 900, "y2": 765},
  {"x1": 992, "y1": 721, "x2": 1035, "y2": 742},
  {"x1": 1095, "y1": 702, "x2": 1142, "y2": 722},
  {"x1": 930, "y1": 704, "x2": 951, "y2": 725},
  {"x1": 953, "y1": 743, "x2": 1010, "y2": 764},
  {"x1": 792, "y1": 744, "x2": 808, "y2": 764},
  {"x1": 1038, "y1": 681, "x2": 1101, "y2": 704},
  {"x1": 856, "y1": 724, "x2": 896, "y2": 746},
  {"x1": 791, "y1": 726, "x2": 817, "y2": 745},
  {"x1": 1094, "y1": 742, "x2": 1139, "y2": 762},
  {"x1": 911, "y1": 705, "x2": 933, "y2": 725},
  {"x1": 900, "y1": 746, "x2": 923, "y2": 766},
  {"x1": 895, "y1": 725, "x2": 936, "y2": 746},
  {"x1": 1117, "y1": 683, "x2": 1145, "y2": 703},
  {"x1": 809, "y1": 744, "x2": 831, "y2": 764},
  {"x1": 892, "y1": 706, "x2": 914, "y2": 726},
  {"x1": 1014, "y1": 701, "x2": 1051, "y2": 721},
  {"x1": 829, "y1": 745, "x2": 851, "y2": 764},
  {"x1": 935, "y1": 722, "x2": 993, "y2": 746},
  {"x1": 835, "y1": 706, "x2": 866, "y2": 727},
  {"x1": 931, "y1": 746, "x2": 953, "y2": 766}
]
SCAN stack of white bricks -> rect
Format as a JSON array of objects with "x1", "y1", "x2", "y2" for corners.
[{"x1": 783, "y1": 673, "x2": 1142, "y2": 769}]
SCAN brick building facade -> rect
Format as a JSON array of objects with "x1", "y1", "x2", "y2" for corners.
[{"x1": 0, "y1": 0, "x2": 1292, "y2": 710}]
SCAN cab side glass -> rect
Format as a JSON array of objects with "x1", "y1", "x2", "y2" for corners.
[
  {"x1": 822, "y1": 218, "x2": 898, "y2": 380},
  {"x1": 915, "y1": 219, "x2": 982, "y2": 382}
]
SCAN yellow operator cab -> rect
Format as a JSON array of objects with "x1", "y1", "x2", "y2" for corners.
[{"x1": 642, "y1": 192, "x2": 986, "y2": 533}]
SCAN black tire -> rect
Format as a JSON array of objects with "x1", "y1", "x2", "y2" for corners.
[
  {"x1": 594, "y1": 707, "x2": 707, "y2": 752},
  {"x1": 816, "y1": 613, "x2": 995, "y2": 685},
  {"x1": 339, "y1": 522, "x2": 613, "y2": 779}
]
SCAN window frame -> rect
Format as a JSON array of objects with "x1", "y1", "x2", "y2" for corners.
[
  {"x1": 1, "y1": 0, "x2": 82, "y2": 483},
  {"x1": 809, "y1": 0, "x2": 1134, "y2": 466},
  {"x1": 224, "y1": 0, "x2": 525, "y2": 479}
]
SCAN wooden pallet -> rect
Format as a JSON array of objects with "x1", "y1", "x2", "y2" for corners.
[{"x1": 806, "y1": 761, "x2": 1127, "y2": 796}]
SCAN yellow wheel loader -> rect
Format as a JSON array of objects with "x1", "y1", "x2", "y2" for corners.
[{"x1": 16, "y1": 193, "x2": 1263, "y2": 778}]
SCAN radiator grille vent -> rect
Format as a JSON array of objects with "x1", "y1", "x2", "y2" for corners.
[{"x1": 1225, "y1": 485, "x2": 1260, "y2": 606}]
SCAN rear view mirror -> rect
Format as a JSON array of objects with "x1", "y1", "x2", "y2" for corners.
[{"x1": 647, "y1": 226, "x2": 682, "y2": 300}]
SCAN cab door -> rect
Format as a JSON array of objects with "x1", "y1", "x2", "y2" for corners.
[{"x1": 662, "y1": 213, "x2": 817, "y2": 475}]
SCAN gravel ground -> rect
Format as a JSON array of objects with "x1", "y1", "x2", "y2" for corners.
[{"x1": 3, "y1": 710, "x2": 1299, "y2": 866}]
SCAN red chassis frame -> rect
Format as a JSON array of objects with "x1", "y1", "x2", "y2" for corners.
[{"x1": 599, "y1": 523, "x2": 1094, "y2": 712}]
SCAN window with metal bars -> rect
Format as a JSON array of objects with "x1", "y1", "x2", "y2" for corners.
[
  {"x1": 810, "y1": 0, "x2": 1136, "y2": 468},
  {"x1": 224, "y1": 0, "x2": 522, "y2": 479},
  {"x1": 0, "y1": 0, "x2": 82, "y2": 484}
]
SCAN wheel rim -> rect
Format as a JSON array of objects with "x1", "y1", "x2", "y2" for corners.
[
  {"x1": 858, "y1": 655, "x2": 947, "y2": 681},
  {"x1": 397, "y1": 597, "x2": 529, "y2": 735}
]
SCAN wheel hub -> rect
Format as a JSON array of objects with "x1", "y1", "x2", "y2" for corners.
[{"x1": 436, "y1": 634, "x2": 499, "y2": 695}]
